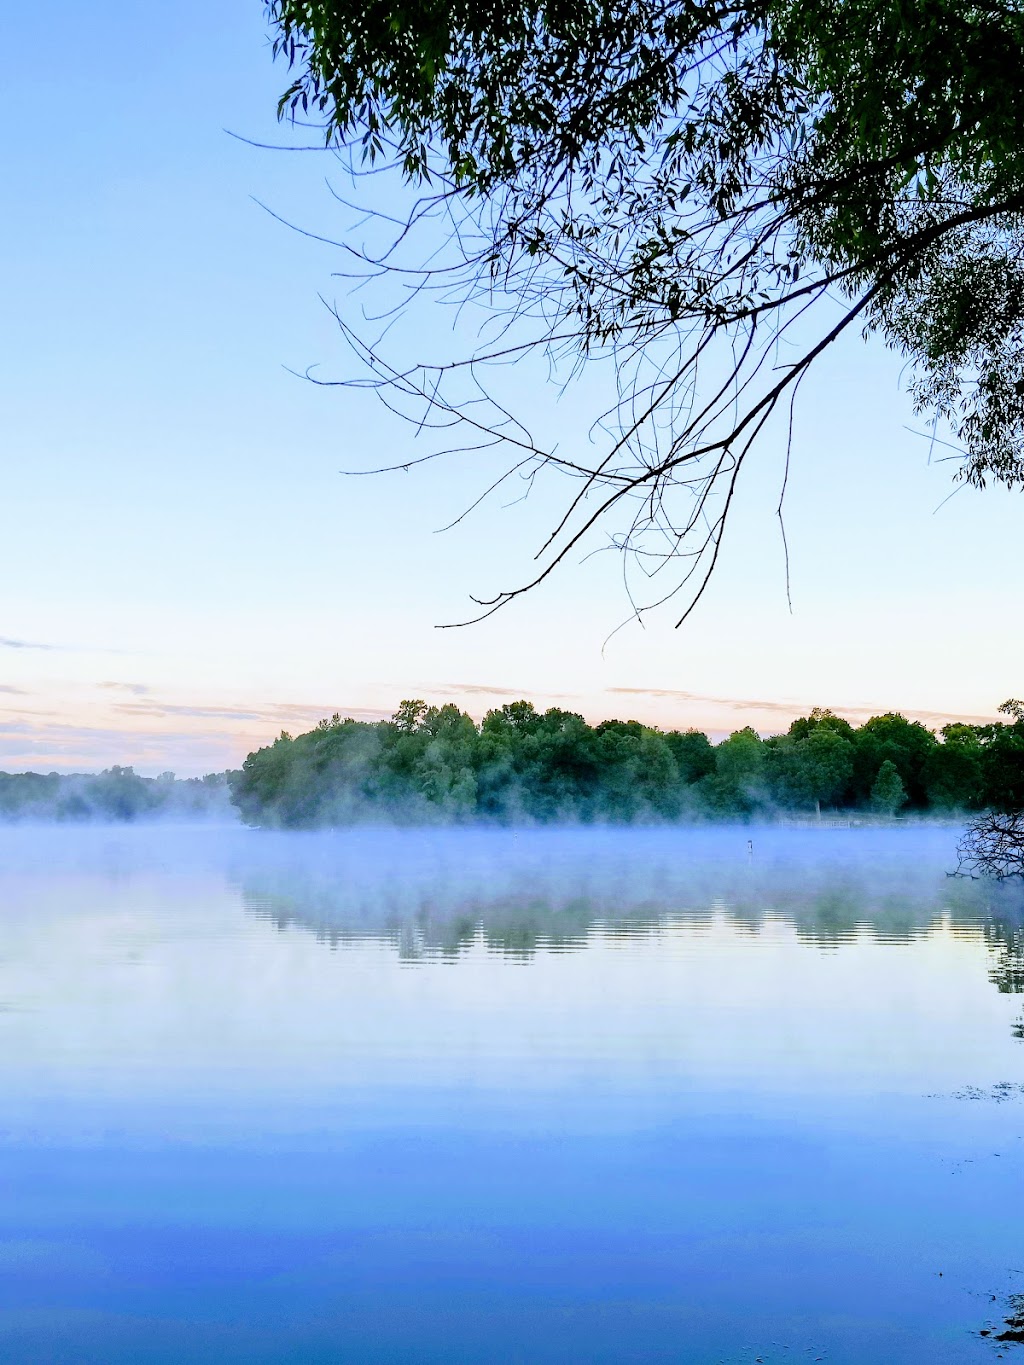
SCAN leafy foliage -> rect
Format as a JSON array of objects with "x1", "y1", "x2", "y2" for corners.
[
  {"x1": 870, "y1": 759, "x2": 908, "y2": 816},
  {"x1": 230, "y1": 698, "x2": 1024, "y2": 827}
]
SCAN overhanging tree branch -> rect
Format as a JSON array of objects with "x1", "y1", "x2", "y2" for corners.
[{"x1": 262, "y1": 0, "x2": 1024, "y2": 622}]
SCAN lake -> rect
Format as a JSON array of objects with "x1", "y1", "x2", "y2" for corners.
[{"x1": 0, "y1": 823, "x2": 1022, "y2": 1362}]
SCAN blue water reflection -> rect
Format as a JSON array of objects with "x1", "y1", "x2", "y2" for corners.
[{"x1": 0, "y1": 825, "x2": 1022, "y2": 1361}]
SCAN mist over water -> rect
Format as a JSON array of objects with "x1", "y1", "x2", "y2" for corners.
[{"x1": 1, "y1": 824, "x2": 1023, "y2": 1362}]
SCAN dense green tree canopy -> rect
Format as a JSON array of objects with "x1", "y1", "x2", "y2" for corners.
[
  {"x1": 229, "y1": 697, "x2": 1024, "y2": 827},
  {"x1": 267, "y1": 0, "x2": 1024, "y2": 620}
]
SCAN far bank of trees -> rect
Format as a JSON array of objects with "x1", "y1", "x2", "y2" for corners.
[
  {"x1": 0, "y1": 768, "x2": 233, "y2": 823},
  {"x1": 230, "y1": 700, "x2": 1024, "y2": 828}
]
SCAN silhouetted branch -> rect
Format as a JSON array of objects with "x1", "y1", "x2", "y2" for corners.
[{"x1": 953, "y1": 813, "x2": 1024, "y2": 881}]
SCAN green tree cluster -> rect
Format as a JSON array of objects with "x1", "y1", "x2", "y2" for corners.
[{"x1": 230, "y1": 701, "x2": 1024, "y2": 827}]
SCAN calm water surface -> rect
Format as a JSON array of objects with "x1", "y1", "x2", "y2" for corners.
[{"x1": 1, "y1": 824, "x2": 1023, "y2": 1362}]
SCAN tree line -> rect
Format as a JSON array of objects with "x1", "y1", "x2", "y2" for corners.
[
  {"x1": 0, "y1": 768, "x2": 233, "y2": 823},
  {"x1": 229, "y1": 700, "x2": 1024, "y2": 827}
]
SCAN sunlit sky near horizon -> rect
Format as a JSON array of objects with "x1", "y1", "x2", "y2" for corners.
[{"x1": 2, "y1": 1, "x2": 1022, "y2": 775}]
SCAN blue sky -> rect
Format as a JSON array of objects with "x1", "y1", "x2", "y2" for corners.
[{"x1": 2, "y1": 1, "x2": 1022, "y2": 774}]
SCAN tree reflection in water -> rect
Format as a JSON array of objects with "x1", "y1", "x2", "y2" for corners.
[{"x1": 231, "y1": 827, "x2": 1024, "y2": 998}]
